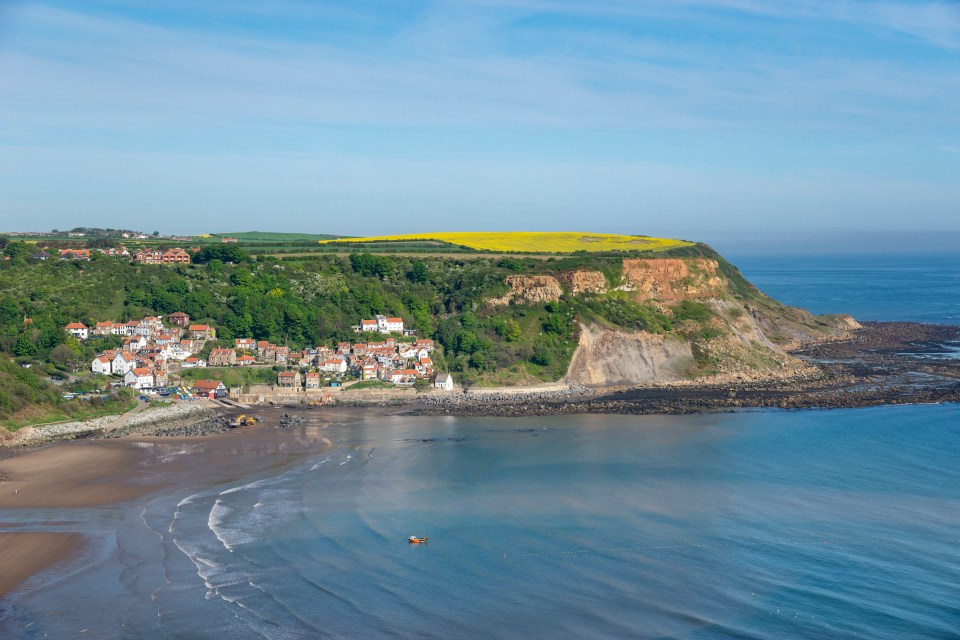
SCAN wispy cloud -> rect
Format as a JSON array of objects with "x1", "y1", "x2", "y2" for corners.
[{"x1": 0, "y1": 0, "x2": 958, "y2": 233}]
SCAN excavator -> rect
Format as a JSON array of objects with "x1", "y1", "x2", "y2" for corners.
[
  {"x1": 230, "y1": 414, "x2": 257, "y2": 427},
  {"x1": 308, "y1": 395, "x2": 334, "y2": 407}
]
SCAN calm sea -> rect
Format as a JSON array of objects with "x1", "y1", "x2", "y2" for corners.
[{"x1": 2, "y1": 253, "x2": 959, "y2": 639}]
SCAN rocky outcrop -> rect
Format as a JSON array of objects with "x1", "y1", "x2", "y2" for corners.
[
  {"x1": 490, "y1": 275, "x2": 563, "y2": 305},
  {"x1": 619, "y1": 258, "x2": 726, "y2": 301},
  {"x1": 559, "y1": 270, "x2": 608, "y2": 294},
  {"x1": 564, "y1": 324, "x2": 694, "y2": 386}
]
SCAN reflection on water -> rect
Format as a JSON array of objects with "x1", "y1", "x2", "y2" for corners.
[{"x1": 2, "y1": 406, "x2": 959, "y2": 639}]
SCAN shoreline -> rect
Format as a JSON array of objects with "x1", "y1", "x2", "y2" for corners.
[
  {"x1": 0, "y1": 405, "x2": 353, "y2": 600},
  {"x1": 0, "y1": 321, "x2": 957, "y2": 600}
]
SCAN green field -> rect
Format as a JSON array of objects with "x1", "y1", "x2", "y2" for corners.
[{"x1": 213, "y1": 231, "x2": 346, "y2": 242}]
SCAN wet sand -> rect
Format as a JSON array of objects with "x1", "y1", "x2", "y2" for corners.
[
  {"x1": 0, "y1": 533, "x2": 84, "y2": 598},
  {"x1": 0, "y1": 406, "x2": 348, "y2": 598}
]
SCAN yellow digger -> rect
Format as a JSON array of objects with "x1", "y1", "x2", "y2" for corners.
[{"x1": 230, "y1": 414, "x2": 257, "y2": 427}]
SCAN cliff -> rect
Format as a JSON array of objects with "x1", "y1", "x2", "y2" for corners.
[{"x1": 485, "y1": 249, "x2": 858, "y2": 387}]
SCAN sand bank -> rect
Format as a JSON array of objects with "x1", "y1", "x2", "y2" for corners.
[{"x1": 0, "y1": 407, "x2": 340, "y2": 598}]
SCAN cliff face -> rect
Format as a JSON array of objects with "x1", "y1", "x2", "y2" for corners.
[
  {"x1": 619, "y1": 258, "x2": 726, "y2": 301},
  {"x1": 564, "y1": 324, "x2": 693, "y2": 386},
  {"x1": 490, "y1": 253, "x2": 858, "y2": 387},
  {"x1": 490, "y1": 275, "x2": 563, "y2": 305}
]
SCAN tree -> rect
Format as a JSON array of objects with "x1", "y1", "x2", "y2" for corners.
[
  {"x1": 13, "y1": 332, "x2": 37, "y2": 357},
  {"x1": 152, "y1": 231, "x2": 160, "y2": 236},
  {"x1": 51, "y1": 344, "x2": 80, "y2": 370},
  {"x1": 409, "y1": 261, "x2": 429, "y2": 283},
  {"x1": 3, "y1": 241, "x2": 31, "y2": 260},
  {"x1": 413, "y1": 378, "x2": 430, "y2": 393}
]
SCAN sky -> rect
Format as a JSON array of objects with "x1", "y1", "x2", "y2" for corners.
[{"x1": 1, "y1": 0, "x2": 959, "y2": 248}]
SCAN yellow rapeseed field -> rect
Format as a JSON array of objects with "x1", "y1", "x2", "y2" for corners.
[{"x1": 320, "y1": 232, "x2": 693, "y2": 254}]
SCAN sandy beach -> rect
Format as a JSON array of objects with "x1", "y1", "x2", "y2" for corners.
[{"x1": 0, "y1": 406, "x2": 343, "y2": 599}]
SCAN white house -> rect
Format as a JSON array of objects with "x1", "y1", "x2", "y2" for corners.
[
  {"x1": 167, "y1": 343, "x2": 192, "y2": 360},
  {"x1": 124, "y1": 367, "x2": 154, "y2": 389},
  {"x1": 321, "y1": 358, "x2": 348, "y2": 375},
  {"x1": 91, "y1": 356, "x2": 112, "y2": 375},
  {"x1": 65, "y1": 322, "x2": 88, "y2": 340},
  {"x1": 112, "y1": 351, "x2": 136, "y2": 375},
  {"x1": 123, "y1": 335, "x2": 147, "y2": 351},
  {"x1": 434, "y1": 373, "x2": 454, "y2": 391},
  {"x1": 376, "y1": 315, "x2": 404, "y2": 334}
]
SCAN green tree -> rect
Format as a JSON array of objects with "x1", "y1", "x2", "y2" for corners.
[
  {"x1": 409, "y1": 261, "x2": 429, "y2": 283},
  {"x1": 3, "y1": 241, "x2": 31, "y2": 260},
  {"x1": 13, "y1": 332, "x2": 37, "y2": 357}
]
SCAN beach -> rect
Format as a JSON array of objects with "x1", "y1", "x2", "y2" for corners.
[{"x1": 0, "y1": 406, "x2": 341, "y2": 600}]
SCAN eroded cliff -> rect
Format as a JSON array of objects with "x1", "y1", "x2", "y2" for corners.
[{"x1": 488, "y1": 253, "x2": 858, "y2": 387}]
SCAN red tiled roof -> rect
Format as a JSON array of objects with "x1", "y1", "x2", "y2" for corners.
[{"x1": 192, "y1": 379, "x2": 223, "y2": 390}]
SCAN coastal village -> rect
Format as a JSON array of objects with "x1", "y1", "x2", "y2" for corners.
[{"x1": 71, "y1": 312, "x2": 454, "y2": 399}]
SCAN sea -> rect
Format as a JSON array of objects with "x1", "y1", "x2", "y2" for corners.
[{"x1": 2, "y1": 252, "x2": 959, "y2": 639}]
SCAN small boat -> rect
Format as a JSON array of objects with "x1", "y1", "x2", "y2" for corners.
[{"x1": 408, "y1": 536, "x2": 428, "y2": 544}]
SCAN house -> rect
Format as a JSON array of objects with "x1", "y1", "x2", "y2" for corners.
[
  {"x1": 387, "y1": 369, "x2": 418, "y2": 384},
  {"x1": 100, "y1": 247, "x2": 130, "y2": 258},
  {"x1": 277, "y1": 371, "x2": 301, "y2": 388},
  {"x1": 168, "y1": 312, "x2": 190, "y2": 327},
  {"x1": 433, "y1": 373, "x2": 454, "y2": 390},
  {"x1": 357, "y1": 315, "x2": 405, "y2": 334},
  {"x1": 168, "y1": 342, "x2": 193, "y2": 360},
  {"x1": 237, "y1": 354, "x2": 256, "y2": 366},
  {"x1": 415, "y1": 339, "x2": 435, "y2": 352},
  {"x1": 154, "y1": 333, "x2": 176, "y2": 345},
  {"x1": 189, "y1": 324, "x2": 215, "y2": 339},
  {"x1": 162, "y1": 248, "x2": 191, "y2": 264},
  {"x1": 59, "y1": 249, "x2": 91, "y2": 260},
  {"x1": 133, "y1": 248, "x2": 191, "y2": 265},
  {"x1": 91, "y1": 356, "x2": 112, "y2": 375},
  {"x1": 64, "y1": 322, "x2": 89, "y2": 340},
  {"x1": 183, "y1": 357, "x2": 206, "y2": 368},
  {"x1": 192, "y1": 379, "x2": 227, "y2": 399},
  {"x1": 377, "y1": 315, "x2": 404, "y2": 333},
  {"x1": 275, "y1": 347, "x2": 290, "y2": 365},
  {"x1": 361, "y1": 362, "x2": 380, "y2": 380},
  {"x1": 304, "y1": 372, "x2": 322, "y2": 389},
  {"x1": 221, "y1": 237, "x2": 238, "y2": 243},
  {"x1": 31, "y1": 251, "x2": 51, "y2": 261},
  {"x1": 112, "y1": 351, "x2": 136, "y2": 375},
  {"x1": 124, "y1": 367, "x2": 154, "y2": 389},
  {"x1": 93, "y1": 321, "x2": 116, "y2": 336},
  {"x1": 416, "y1": 356, "x2": 433, "y2": 375},
  {"x1": 256, "y1": 340, "x2": 271, "y2": 353},
  {"x1": 321, "y1": 358, "x2": 348, "y2": 375},
  {"x1": 123, "y1": 335, "x2": 147, "y2": 351},
  {"x1": 208, "y1": 348, "x2": 237, "y2": 367},
  {"x1": 235, "y1": 338, "x2": 256, "y2": 351}
]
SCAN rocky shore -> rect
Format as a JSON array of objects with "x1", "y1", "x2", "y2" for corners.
[
  {"x1": 4, "y1": 322, "x2": 957, "y2": 445},
  {"x1": 2, "y1": 401, "x2": 223, "y2": 447},
  {"x1": 411, "y1": 322, "x2": 960, "y2": 418}
]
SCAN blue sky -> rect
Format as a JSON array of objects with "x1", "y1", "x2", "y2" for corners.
[{"x1": 1, "y1": 0, "x2": 958, "y2": 245}]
